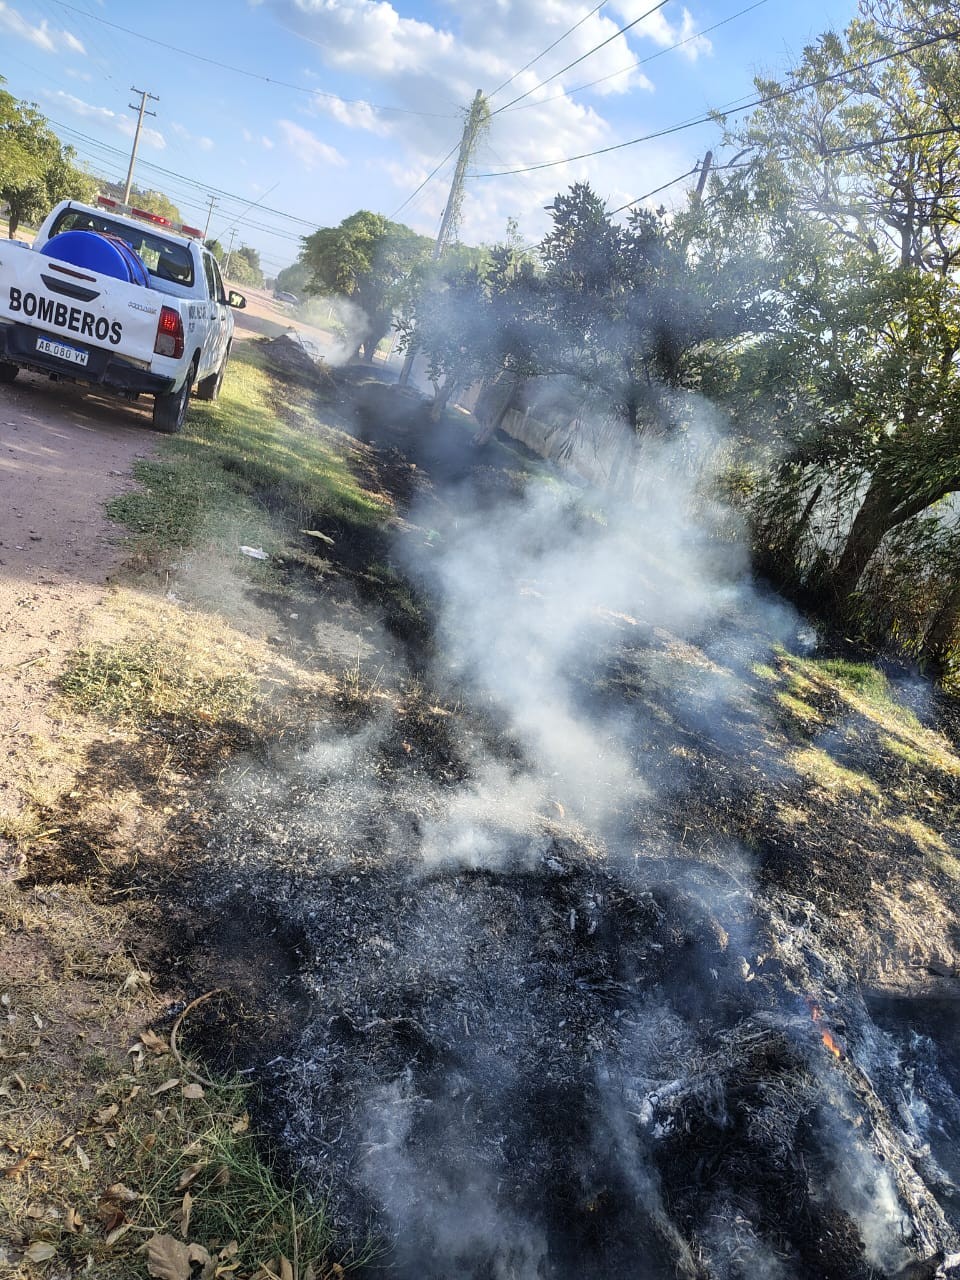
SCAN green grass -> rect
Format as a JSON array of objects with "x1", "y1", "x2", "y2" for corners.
[{"x1": 108, "y1": 345, "x2": 390, "y2": 557}]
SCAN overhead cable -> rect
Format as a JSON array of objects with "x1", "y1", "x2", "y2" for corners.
[
  {"x1": 472, "y1": 25, "x2": 960, "y2": 177},
  {"x1": 490, "y1": 0, "x2": 671, "y2": 116},
  {"x1": 502, "y1": 0, "x2": 770, "y2": 113},
  {"x1": 47, "y1": 0, "x2": 456, "y2": 118},
  {"x1": 487, "y1": 1, "x2": 608, "y2": 100}
]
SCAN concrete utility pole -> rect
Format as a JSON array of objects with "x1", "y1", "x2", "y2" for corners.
[
  {"x1": 693, "y1": 150, "x2": 713, "y2": 202},
  {"x1": 202, "y1": 195, "x2": 217, "y2": 241},
  {"x1": 399, "y1": 88, "x2": 488, "y2": 386},
  {"x1": 122, "y1": 87, "x2": 159, "y2": 204},
  {"x1": 433, "y1": 89, "x2": 488, "y2": 260}
]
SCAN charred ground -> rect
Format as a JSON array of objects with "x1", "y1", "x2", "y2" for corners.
[{"x1": 5, "y1": 341, "x2": 960, "y2": 1280}]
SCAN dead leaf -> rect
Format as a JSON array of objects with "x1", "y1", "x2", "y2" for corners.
[
  {"x1": 182, "y1": 1082, "x2": 204, "y2": 1101},
  {"x1": 210, "y1": 1164, "x2": 230, "y2": 1188},
  {"x1": 179, "y1": 1191, "x2": 192, "y2": 1239},
  {"x1": 139, "y1": 1029, "x2": 169, "y2": 1055},
  {"x1": 280, "y1": 1256, "x2": 294, "y2": 1280},
  {"x1": 188, "y1": 1244, "x2": 212, "y2": 1267},
  {"x1": 230, "y1": 1112, "x2": 249, "y2": 1135},
  {"x1": 105, "y1": 1222, "x2": 132, "y2": 1247},
  {"x1": 300, "y1": 529, "x2": 335, "y2": 545},
  {"x1": 103, "y1": 1132, "x2": 117, "y2": 1150},
  {"x1": 65, "y1": 1206, "x2": 82, "y2": 1233},
  {"x1": 176, "y1": 1162, "x2": 205, "y2": 1190},
  {"x1": 76, "y1": 1144, "x2": 90, "y2": 1172},
  {"x1": 97, "y1": 1205, "x2": 125, "y2": 1234},
  {"x1": 24, "y1": 1241, "x2": 57, "y2": 1263},
  {"x1": 152, "y1": 1078, "x2": 180, "y2": 1096},
  {"x1": 95, "y1": 1103, "x2": 119, "y2": 1125},
  {"x1": 24, "y1": 1203, "x2": 44, "y2": 1219},
  {"x1": 103, "y1": 1183, "x2": 139, "y2": 1205},
  {"x1": 144, "y1": 1234, "x2": 192, "y2": 1280},
  {"x1": 3, "y1": 1150, "x2": 39, "y2": 1179},
  {"x1": 119, "y1": 969, "x2": 152, "y2": 996},
  {"x1": 141, "y1": 1132, "x2": 158, "y2": 1152}
]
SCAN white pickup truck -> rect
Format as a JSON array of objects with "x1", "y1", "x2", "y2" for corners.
[{"x1": 0, "y1": 197, "x2": 246, "y2": 432}]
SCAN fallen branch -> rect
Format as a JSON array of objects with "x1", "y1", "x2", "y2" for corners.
[{"x1": 170, "y1": 989, "x2": 250, "y2": 1092}]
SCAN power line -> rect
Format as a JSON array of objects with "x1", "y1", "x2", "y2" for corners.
[
  {"x1": 608, "y1": 157, "x2": 750, "y2": 214},
  {"x1": 47, "y1": 117, "x2": 319, "y2": 229},
  {"x1": 471, "y1": 25, "x2": 960, "y2": 178},
  {"x1": 391, "y1": 143, "x2": 462, "y2": 217},
  {"x1": 490, "y1": 0, "x2": 671, "y2": 116},
  {"x1": 502, "y1": 0, "x2": 770, "y2": 114},
  {"x1": 822, "y1": 124, "x2": 960, "y2": 155},
  {"x1": 47, "y1": 0, "x2": 456, "y2": 119},
  {"x1": 487, "y1": 1, "x2": 607, "y2": 100}
]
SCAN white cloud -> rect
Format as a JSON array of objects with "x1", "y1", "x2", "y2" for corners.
[
  {"x1": 171, "y1": 121, "x2": 215, "y2": 152},
  {"x1": 313, "y1": 94, "x2": 393, "y2": 137},
  {"x1": 41, "y1": 90, "x2": 166, "y2": 150},
  {"x1": 611, "y1": 1, "x2": 712, "y2": 61},
  {"x1": 277, "y1": 119, "x2": 347, "y2": 168},
  {"x1": 0, "y1": 2, "x2": 85, "y2": 54},
  {"x1": 261, "y1": 0, "x2": 710, "y2": 244}
]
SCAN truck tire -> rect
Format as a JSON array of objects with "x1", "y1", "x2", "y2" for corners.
[
  {"x1": 195, "y1": 349, "x2": 228, "y2": 402},
  {"x1": 0, "y1": 362, "x2": 18, "y2": 384},
  {"x1": 153, "y1": 365, "x2": 195, "y2": 434}
]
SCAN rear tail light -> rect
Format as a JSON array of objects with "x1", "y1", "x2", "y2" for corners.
[{"x1": 154, "y1": 306, "x2": 184, "y2": 359}]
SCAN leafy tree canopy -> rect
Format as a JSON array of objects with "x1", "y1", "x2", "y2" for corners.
[
  {"x1": 0, "y1": 84, "x2": 95, "y2": 236},
  {"x1": 299, "y1": 210, "x2": 433, "y2": 360}
]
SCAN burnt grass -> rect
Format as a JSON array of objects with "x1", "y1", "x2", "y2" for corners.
[{"x1": 21, "y1": 359, "x2": 960, "y2": 1279}]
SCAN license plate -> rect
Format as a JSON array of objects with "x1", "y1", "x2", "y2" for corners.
[{"x1": 36, "y1": 336, "x2": 88, "y2": 366}]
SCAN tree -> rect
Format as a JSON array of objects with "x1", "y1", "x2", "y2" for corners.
[
  {"x1": 299, "y1": 211, "x2": 432, "y2": 361},
  {"x1": 0, "y1": 90, "x2": 94, "y2": 236},
  {"x1": 225, "y1": 243, "x2": 263, "y2": 288},
  {"x1": 131, "y1": 188, "x2": 181, "y2": 222},
  {"x1": 705, "y1": 0, "x2": 960, "y2": 630}
]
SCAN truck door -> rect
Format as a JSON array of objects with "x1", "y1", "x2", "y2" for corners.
[
  {"x1": 208, "y1": 254, "x2": 230, "y2": 368},
  {"x1": 201, "y1": 251, "x2": 228, "y2": 373}
]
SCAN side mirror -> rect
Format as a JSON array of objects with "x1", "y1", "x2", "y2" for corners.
[{"x1": 227, "y1": 291, "x2": 246, "y2": 310}]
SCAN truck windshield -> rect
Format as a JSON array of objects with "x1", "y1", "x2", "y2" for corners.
[{"x1": 49, "y1": 210, "x2": 195, "y2": 287}]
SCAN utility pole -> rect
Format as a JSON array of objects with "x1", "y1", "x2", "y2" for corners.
[
  {"x1": 202, "y1": 195, "x2": 217, "y2": 241},
  {"x1": 433, "y1": 89, "x2": 488, "y2": 260},
  {"x1": 224, "y1": 229, "x2": 237, "y2": 279},
  {"x1": 399, "y1": 88, "x2": 488, "y2": 385},
  {"x1": 693, "y1": 150, "x2": 713, "y2": 202},
  {"x1": 122, "y1": 87, "x2": 159, "y2": 204}
]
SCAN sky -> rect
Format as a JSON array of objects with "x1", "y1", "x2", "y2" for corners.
[{"x1": 0, "y1": 0, "x2": 860, "y2": 279}]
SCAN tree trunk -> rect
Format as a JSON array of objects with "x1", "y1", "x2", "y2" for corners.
[
  {"x1": 429, "y1": 376, "x2": 457, "y2": 422},
  {"x1": 824, "y1": 478, "x2": 897, "y2": 602},
  {"x1": 473, "y1": 371, "x2": 519, "y2": 446},
  {"x1": 821, "y1": 472, "x2": 960, "y2": 605},
  {"x1": 7, "y1": 211, "x2": 19, "y2": 238},
  {"x1": 922, "y1": 576, "x2": 960, "y2": 671}
]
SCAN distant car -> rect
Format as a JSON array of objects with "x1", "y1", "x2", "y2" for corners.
[{"x1": 274, "y1": 291, "x2": 299, "y2": 305}]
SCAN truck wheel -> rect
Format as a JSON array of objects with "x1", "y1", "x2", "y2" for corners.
[
  {"x1": 0, "y1": 362, "x2": 18, "y2": 384},
  {"x1": 153, "y1": 366, "x2": 194, "y2": 434},
  {"x1": 195, "y1": 357, "x2": 226, "y2": 402}
]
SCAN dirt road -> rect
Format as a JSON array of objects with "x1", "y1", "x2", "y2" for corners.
[
  {"x1": 0, "y1": 280, "x2": 328, "y2": 828},
  {"x1": 0, "y1": 371, "x2": 157, "y2": 824}
]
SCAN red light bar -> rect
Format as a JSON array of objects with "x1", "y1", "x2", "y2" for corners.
[{"x1": 93, "y1": 194, "x2": 203, "y2": 239}]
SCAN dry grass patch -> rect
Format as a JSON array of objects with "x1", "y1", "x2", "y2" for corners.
[{"x1": 789, "y1": 746, "x2": 882, "y2": 799}]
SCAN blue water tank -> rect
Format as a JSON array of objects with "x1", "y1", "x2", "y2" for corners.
[{"x1": 41, "y1": 230, "x2": 150, "y2": 286}]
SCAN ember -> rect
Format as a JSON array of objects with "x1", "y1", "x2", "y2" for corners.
[{"x1": 807, "y1": 998, "x2": 845, "y2": 1059}]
